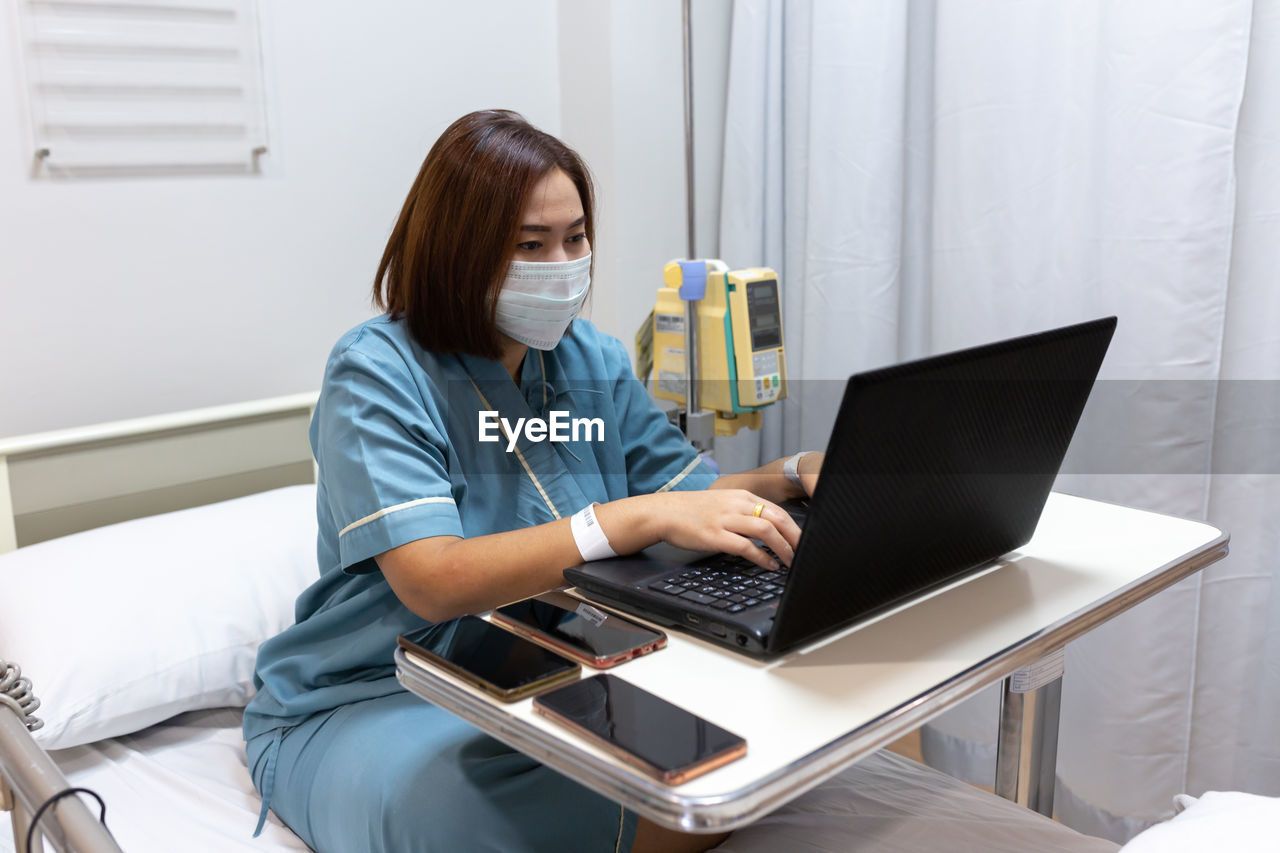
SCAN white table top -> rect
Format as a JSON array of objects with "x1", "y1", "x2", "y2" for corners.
[{"x1": 396, "y1": 492, "x2": 1228, "y2": 831}]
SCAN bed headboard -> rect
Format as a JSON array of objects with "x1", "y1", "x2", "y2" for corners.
[{"x1": 0, "y1": 392, "x2": 319, "y2": 553}]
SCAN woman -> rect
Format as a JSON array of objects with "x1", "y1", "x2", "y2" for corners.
[{"x1": 243, "y1": 109, "x2": 823, "y2": 853}]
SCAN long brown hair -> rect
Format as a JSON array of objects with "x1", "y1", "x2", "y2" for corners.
[{"x1": 373, "y1": 110, "x2": 596, "y2": 359}]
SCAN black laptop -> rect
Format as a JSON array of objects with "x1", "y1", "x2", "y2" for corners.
[{"x1": 565, "y1": 317, "x2": 1117, "y2": 658}]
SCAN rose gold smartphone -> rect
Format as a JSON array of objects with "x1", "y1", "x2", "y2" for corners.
[
  {"x1": 533, "y1": 673, "x2": 746, "y2": 785},
  {"x1": 398, "y1": 615, "x2": 580, "y2": 702},
  {"x1": 492, "y1": 591, "x2": 666, "y2": 668}
]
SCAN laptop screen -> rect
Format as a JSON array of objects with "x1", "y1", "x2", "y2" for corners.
[{"x1": 768, "y1": 317, "x2": 1116, "y2": 654}]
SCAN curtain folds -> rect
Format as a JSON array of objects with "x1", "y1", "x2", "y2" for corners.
[{"x1": 719, "y1": 0, "x2": 1280, "y2": 842}]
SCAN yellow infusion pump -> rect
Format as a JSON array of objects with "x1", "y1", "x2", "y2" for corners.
[{"x1": 652, "y1": 261, "x2": 787, "y2": 436}]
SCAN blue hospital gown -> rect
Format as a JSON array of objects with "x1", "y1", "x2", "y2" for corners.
[{"x1": 242, "y1": 314, "x2": 715, "y2": 852}]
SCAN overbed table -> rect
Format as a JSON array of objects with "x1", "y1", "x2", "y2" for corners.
[{"x1": 395, "y1": 492, "x2": 1228, "y2": 832}]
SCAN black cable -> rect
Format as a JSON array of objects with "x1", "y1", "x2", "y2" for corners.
[{"x1": 24, "y1": 786, "x2": 110, "y2": 853}]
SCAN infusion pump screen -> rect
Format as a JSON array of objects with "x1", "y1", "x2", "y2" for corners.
[{"x1": 747, "y1": 279, "x2": 782, "y2": 350}]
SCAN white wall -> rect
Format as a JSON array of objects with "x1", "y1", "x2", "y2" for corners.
[
  {"x1": 0, "y1": 0, "x2": 562, "y2": 435},
  {"x1": 0, "y1": 0, "x2": 733, "y2": 436}
]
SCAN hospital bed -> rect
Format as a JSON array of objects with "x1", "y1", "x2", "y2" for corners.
[{"x1": 0, "y1": 392, "x2": 1227, "y2": 852}]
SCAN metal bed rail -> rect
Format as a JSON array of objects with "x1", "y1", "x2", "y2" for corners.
[{"x1": 0, "y1": 706, "x2": 123, "y2": 853}]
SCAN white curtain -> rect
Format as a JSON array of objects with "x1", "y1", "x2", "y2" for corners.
[{"x1": 719, "y1": 0, "x2": 1280, "y2": 843}]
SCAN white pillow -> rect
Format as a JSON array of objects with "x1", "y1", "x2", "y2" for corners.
[
  {"x1": 1119, "y1": 791, "x2": 1280, "y2": 852},
  {"x1": 0, "y1": 485, "x2": 318, "y2": 750}
]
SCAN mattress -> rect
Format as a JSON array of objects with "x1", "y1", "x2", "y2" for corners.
[{"x1": 1, "y1": 707, "x2": 1118, "y2": 853}]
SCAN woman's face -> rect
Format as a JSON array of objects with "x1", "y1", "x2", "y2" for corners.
[{"x1": 514, "y1": 169, "x2": 590, "y2": 263}]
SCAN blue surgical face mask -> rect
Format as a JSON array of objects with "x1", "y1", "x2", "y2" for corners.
[{"x1": 494, "y1": 253, "x2": 592, "y2": 350}]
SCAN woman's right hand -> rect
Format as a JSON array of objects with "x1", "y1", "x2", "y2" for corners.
[{"x1": 598, "y1": 489, "x2": 801, "y2": 571}]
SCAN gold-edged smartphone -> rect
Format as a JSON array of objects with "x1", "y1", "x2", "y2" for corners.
[
  {"x1": 534, "y1": 673, "x2": 747, "y2": 784},
  {"x1": 398, "y1": 615, "x2": 580, "y2": 702},
  {"x1": 492, "y1": 592, "x2": 667, "y2": 668}
]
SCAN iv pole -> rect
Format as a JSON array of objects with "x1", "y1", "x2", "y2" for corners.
[{"x1": 680, "y1": 0, "x2": 716, "y2": 453}]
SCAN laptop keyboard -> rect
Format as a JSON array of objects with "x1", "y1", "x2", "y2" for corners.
[{"x1": 647, "y1": 553, "x2": 790, "y2": 614}]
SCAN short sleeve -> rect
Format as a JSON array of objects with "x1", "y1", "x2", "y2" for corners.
[
  {"x1": 603, "y1": 335, "x2": 718, "y2": 496},
  {"x1": 314, "y1": 341, "x2": 464, "y2": 572}
]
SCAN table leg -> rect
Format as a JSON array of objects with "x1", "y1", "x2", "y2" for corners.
[{"x1": 995, "y1": 649, "x2": 1065, "y2": 817}]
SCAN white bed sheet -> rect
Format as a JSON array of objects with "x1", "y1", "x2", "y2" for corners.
[{"x1": 2, "y1": 707, "x2": 1120, "y2": 853}]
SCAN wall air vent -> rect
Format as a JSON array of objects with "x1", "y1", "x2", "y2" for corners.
[{"x1": 13, "y1": 0, "x2": 269, "y2": 175}]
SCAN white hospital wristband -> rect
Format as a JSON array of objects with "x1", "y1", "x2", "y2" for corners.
[
  {"x1": 783, "y1": 451, "x2": 814, "y2": 487},
  {"x1": 571, "y1": 503, "x2": 617, "y2": 561}
]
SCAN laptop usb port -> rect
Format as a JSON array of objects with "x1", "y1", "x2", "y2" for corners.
[
  {"x1": 709, "y1": 622, "x2": 727, "y2": 638},
  {"x1": 684, "y1": 613, "x2": 701, "y2": 626}
]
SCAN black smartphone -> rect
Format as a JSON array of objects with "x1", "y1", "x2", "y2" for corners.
[
  {"x1": 533, "y1": 673, "x2": 747, "y2": 784},
  {"x1": 492, "y1": 591, "x2": 667, "y2": 668},
  {"x1": 398, "y1": 615, "x2": 580, "y2": 702}
]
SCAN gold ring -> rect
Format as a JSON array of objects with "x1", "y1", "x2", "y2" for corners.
[{"x1": 752, "y1": 502, "x2": 765, "y2": 518}]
